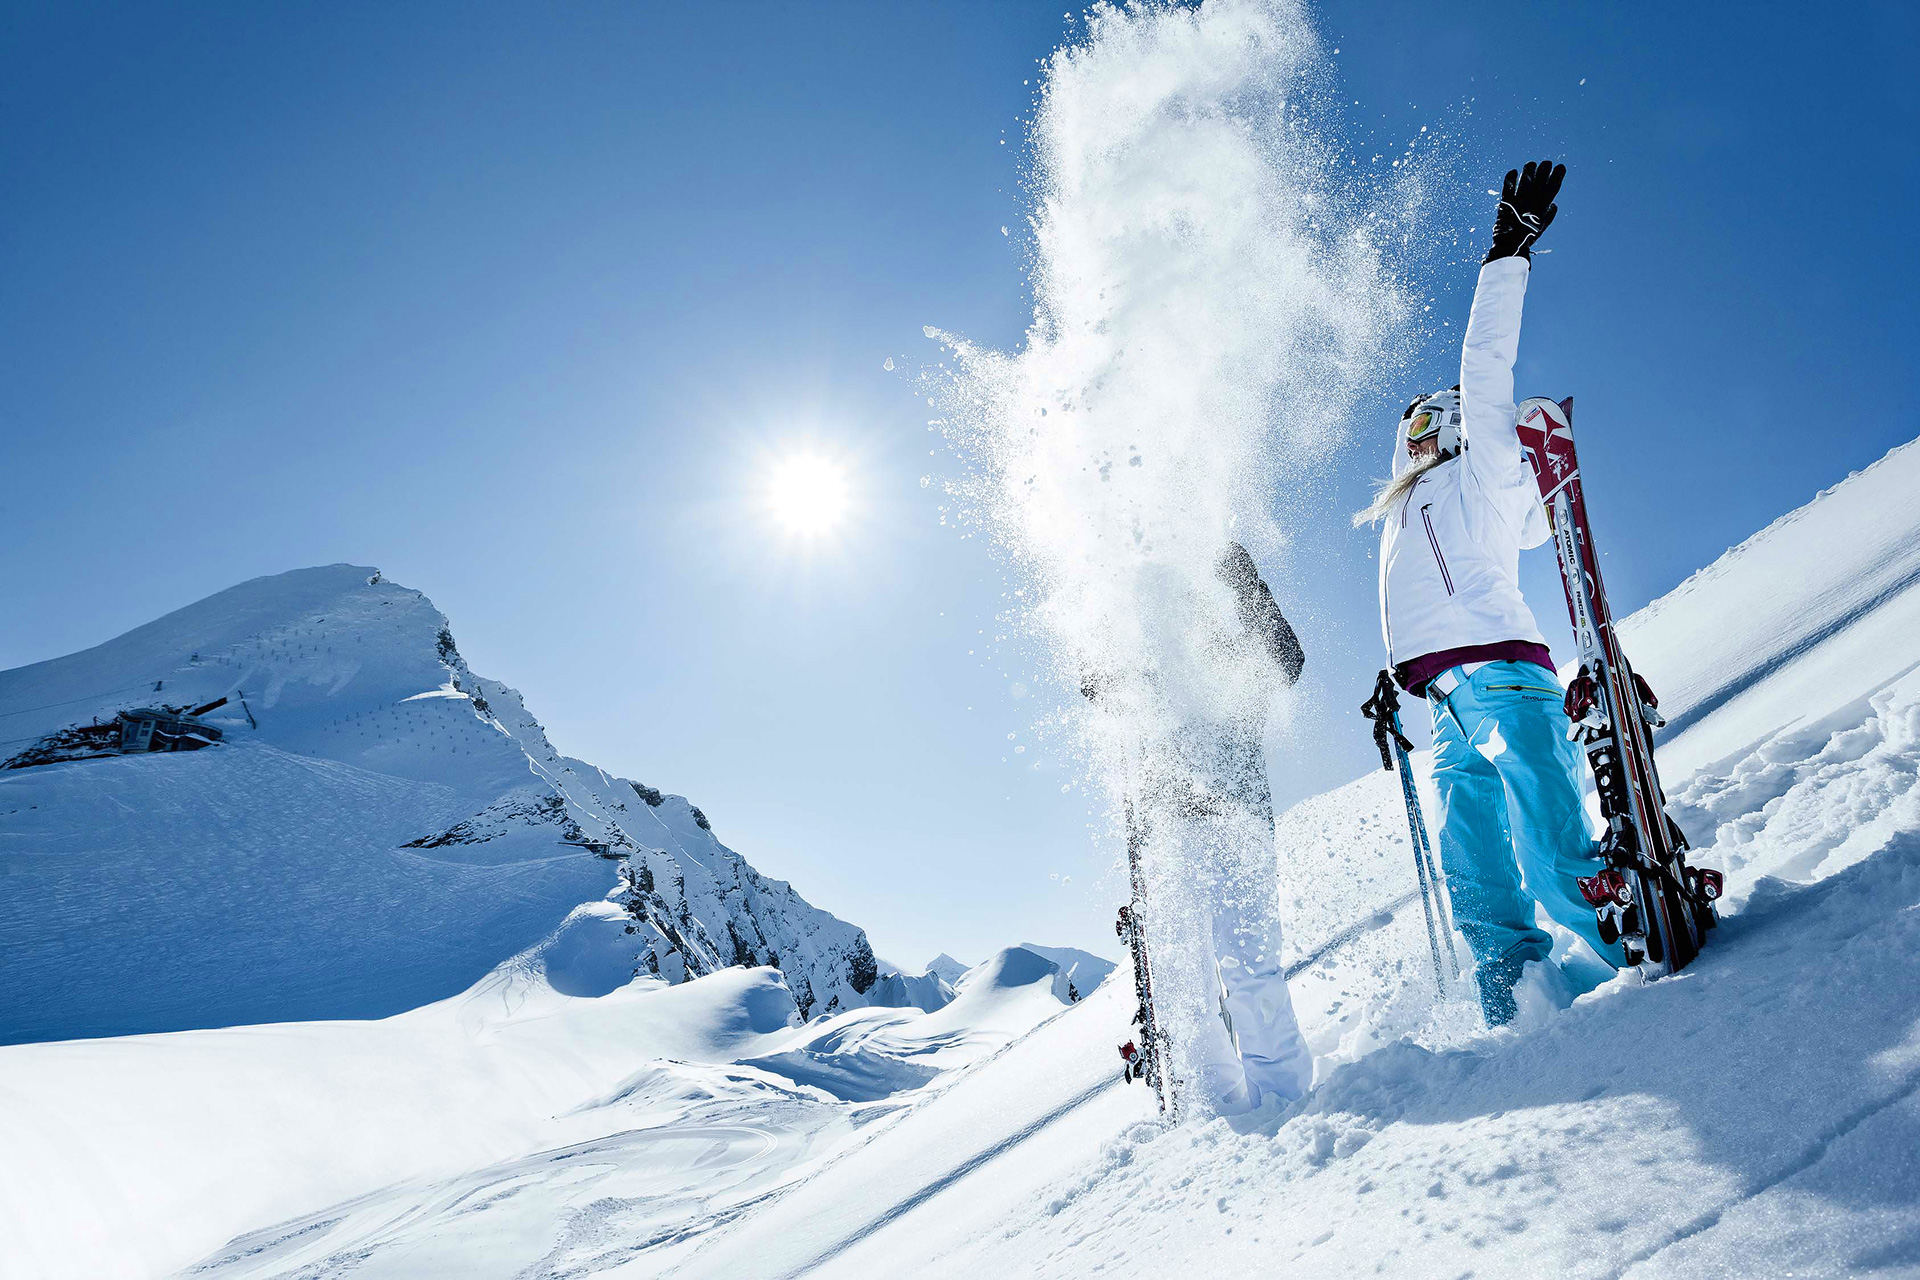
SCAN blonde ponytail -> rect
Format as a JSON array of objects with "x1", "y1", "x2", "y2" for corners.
[{"x1": 1352, "y1": 453, "x2": 1448, "y2": 528}]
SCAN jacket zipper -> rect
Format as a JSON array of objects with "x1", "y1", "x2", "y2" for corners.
[
  {"x1": 1421, "y1": 504, "x2": 1455, "y2": 596},
  {"x1": 1384, "y1": 491, "x2": 1412, "y2": 662}
]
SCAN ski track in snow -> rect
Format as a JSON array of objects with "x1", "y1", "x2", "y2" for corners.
[{"x1": 766, "y1": 1074, "x2": 1126, "y2": 1280}]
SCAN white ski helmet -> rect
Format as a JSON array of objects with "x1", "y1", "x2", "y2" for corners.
[{"x1": 1402, "y1": 386, "x2": 1462, "y2": 458}]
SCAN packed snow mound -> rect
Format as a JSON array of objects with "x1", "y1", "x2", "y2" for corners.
[
  {"x1": 0, "y1": 565, "x2": 879, "y2": 1043},
  {"x1": 735, "y1": 948, "x2": 1080, "y2": 1105},
  {"x1": 859, "y1": 944, "x2": 1122, "y2": 1016},
  {"x1": 1014, "y1": 942, "x2": 1117, "y2": 997},
  {"x1": 523, "y1": 901, "x2": 649, "y2": 999},
  {"x1": 928, "y1": 946, "x2": 1085, "y2": 1031}
]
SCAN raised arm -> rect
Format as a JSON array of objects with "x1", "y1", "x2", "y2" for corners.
[
  {"x1": 1461, "y1": 160, "x2": 1564, "y2": 547},
  {"x1": 1219, "y1": 541, "x2": 1305, "y2": 687}
]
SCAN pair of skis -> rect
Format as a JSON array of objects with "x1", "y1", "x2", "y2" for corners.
[{"x1": 1515, "y1": 397, "x2": 1721, "y2": 973}]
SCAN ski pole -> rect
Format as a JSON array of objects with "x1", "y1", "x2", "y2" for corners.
[
  {"x1": 1376, "y1": 676, "x2": 1460, "y2": 979},
  {"x1": 1395, "y1": 743, "x2": 1451, "y2": 998},
  {"x1": 1396, "y1": 732, "x2": 1461, "y2": 980},
  {"x1": 1363, "y1": 670, "x2": 1458, "y2": 997}
]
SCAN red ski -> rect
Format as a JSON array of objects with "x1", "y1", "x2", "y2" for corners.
[{"x1": 1516, "y1": 397, "x2": 1721, "y2": 974}]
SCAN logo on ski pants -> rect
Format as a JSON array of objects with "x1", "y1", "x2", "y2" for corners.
[{"x1": 1426, "y1": 661, "x2": 1624, "y2": 1024}]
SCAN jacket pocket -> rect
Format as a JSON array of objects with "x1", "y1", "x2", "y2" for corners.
[{"x1": 1421, "y1": 504, "x2": 1455, "y2": 596}]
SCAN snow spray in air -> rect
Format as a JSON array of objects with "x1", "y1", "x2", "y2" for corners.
[{"x1": 929, "y1": 0, "x2": 1419, "y2": 1113}]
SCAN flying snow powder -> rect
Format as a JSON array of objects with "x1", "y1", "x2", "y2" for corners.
[{"x1": 928, "y1": 0, "x2": 1422, "y2": 1110}]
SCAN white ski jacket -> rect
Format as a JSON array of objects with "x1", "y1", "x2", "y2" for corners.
[{"x1": 1378, "y1": 256, "x2": 1552, "y2": 683}]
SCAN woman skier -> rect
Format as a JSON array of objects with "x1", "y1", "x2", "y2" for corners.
[{"x1": 1356, "y1": 160, "x2": 1621, "y2": 1026}]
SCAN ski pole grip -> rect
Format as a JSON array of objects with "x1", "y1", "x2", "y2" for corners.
[{"x1": 1361, "y1": 669, "x2": 1411, "y2": 771}]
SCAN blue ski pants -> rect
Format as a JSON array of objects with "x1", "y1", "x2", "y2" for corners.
[{"x1": 1426, "y1": 661, "x2": 1622, "y2": 1023}]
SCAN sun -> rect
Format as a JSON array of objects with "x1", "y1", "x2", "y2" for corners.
[{"x1": 766, "y1": 453, "x2": 852, "y2": 537}]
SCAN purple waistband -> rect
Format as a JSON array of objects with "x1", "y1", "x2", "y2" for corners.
[{"x1": 1396, "y1": 641, "x2": 1556, "y2": 697}]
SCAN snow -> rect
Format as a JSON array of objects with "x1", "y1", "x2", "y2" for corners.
[
  {"x1": 0, "y1": 419, "x2": 1900, "y2": 1280},
  {"x1": 7, "y1": 252, "x2": 1920, "y2": 1280},
  {"x1": 0, "y1": 961, "x2": 798, "y2": 1279},
  {"x1": 0, "y1": 946, "x2": 1090, "y2": 1279},
  {"x1": 925, "y1": 952, "x2": 973, "y2": 986},
  {"x1": 1621, "y1": 436, "x2": 1920, "y2": 778},
  {"x1": 11, "y1": 3, "x2": 1915, "y2": 1271},
  {"x1": 863, "y1": 967, "x2": 956, "y2": 1013},
  {"x1": 5, "y1": 433, "x2": 1920, "y2": 1276},
  {"x1": 1014, "y1": 943, "x2": 1118, "y2": 998}
]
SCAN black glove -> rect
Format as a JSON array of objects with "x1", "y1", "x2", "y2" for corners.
[{"x1": 1485, "y1": 159, "x2": 1565, "y2": 263}]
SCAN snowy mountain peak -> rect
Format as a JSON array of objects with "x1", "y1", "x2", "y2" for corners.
[
  {"x1": 925, "y1": 953, "x2": 972, "y2": 986},
  {"x1": 0, "y1": 565, "x2": 881, "y2": 1041}
]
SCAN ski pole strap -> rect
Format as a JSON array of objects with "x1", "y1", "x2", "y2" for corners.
[{"x1": 1360, "y1": 668, "x2": 1416, "y2": 772}]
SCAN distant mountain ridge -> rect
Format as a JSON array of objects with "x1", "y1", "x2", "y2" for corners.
[{"x1": 0, "y1": 564, "x2": 883, "y2": 1041}]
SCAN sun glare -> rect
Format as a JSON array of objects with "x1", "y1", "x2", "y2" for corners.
[{"x1": 767, "y1": 453, "x2": 852, "y2": 537}]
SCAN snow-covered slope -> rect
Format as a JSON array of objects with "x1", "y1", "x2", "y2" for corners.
[
  {"x1": 1622, "y1": 436, "x2": 1920, "y2": 776},
  {"x1": 0, "y1": 944, "x2": 1094, "y2": 1280},
  {"x1": 9, "y1": 425, "x2": 1920, "y2": 1280},
  {"x1": 0, "y1": 565, "x2": 879, "y2": 1042},
  {"x1": 634, "y1": 438, "x2": 1920, "y2": 1279},
  {"x1": 1014, "y1": 943, "x2": 1118, "y2": 999}
]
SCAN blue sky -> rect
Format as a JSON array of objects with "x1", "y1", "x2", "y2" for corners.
[{"x1": 3, "y1": 2, "x2": 1914, "y2": 968}]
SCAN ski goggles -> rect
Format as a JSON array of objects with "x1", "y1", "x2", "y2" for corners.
[{"x1": 1405, "y1": 408, "x2": 1444, "y2": 442}]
